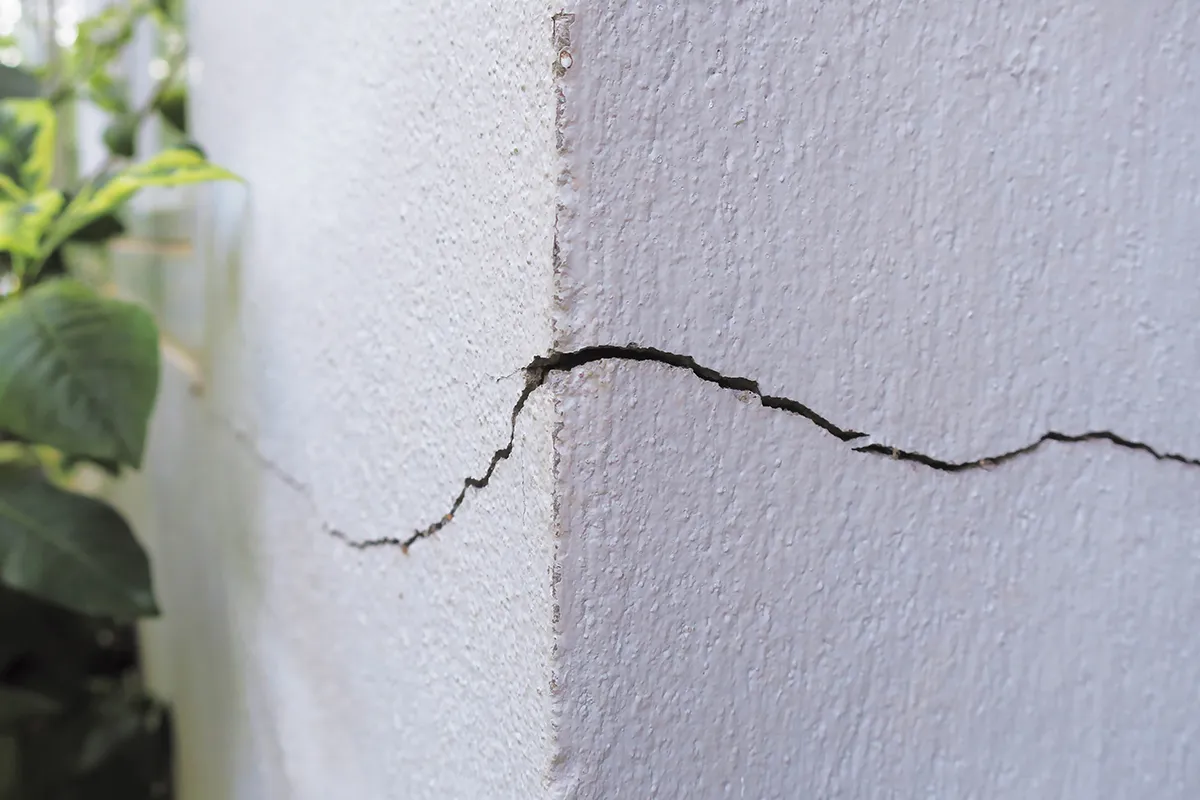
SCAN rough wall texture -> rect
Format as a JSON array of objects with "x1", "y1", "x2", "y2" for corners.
[
  {"x1": 553, "y1": 2, "x2": 1200, "y2": 797},
  {"x1": 113, "y1": 1, "x2": 1200, "y2": 797},
  {"x1": 556, "y1": 1, "x2": 1200, "y2": 460},
  {"x1": 121, "y1": 1, "x2": 561, "y2": 798}
]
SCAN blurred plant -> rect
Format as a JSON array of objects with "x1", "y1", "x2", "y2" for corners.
[{"x1": 0, "y1": 1, "x2": 236, "y2": 797}]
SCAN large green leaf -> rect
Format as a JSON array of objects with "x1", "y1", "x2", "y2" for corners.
[
  {"x1": 0, "y1": 465, "x2": 156, "y2": 619},
  {"x1": 0, "y1": 280, "x2": 160, "y2": 467}
]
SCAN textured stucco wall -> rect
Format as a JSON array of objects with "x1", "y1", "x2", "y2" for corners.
[
  {"x1": 122, "y1": 1, "x2": 562, "y2": 798},
  {"x1": 116, "y1": 1, "x2": 1200, "y2": 797},
  {"x1": 552, "y1": 2, "x2": 1200, "y2": 797}
]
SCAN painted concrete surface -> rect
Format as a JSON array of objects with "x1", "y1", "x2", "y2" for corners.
[
  {"x1": 554, "y1": 363, "x2": 1200, "y2": 798},
  {"x1": 119, "y1": 0, "x2": 1200, "y2": 796},
  {"x1": 553, "y1": 1, "x2": 1200, "y2": 797},
  {"x1": 127, "y1": 1, "x2": 562, "y2": 797},
  {"x1": 555, "y1": 1, "x2": 1200, "y2": 461}
]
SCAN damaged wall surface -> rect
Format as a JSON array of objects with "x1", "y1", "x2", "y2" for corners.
[
  {"x1": 122, "y1": 1, "x2": 562, "y2": 798},
  {"x1": 551, "y1": 2, "x2": 1200, "y2": 797},
  {"x1": 119, "y1": 0, "x2": 1200, "y2": 797}
]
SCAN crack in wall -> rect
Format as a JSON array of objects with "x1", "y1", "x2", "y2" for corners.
[
  {"x1": 854, "y1": 432, "x2": 1200, "y2": 472},
  {"x1": 332, "y1": 344, "x2": 1200, "y2": 553},
  {"x1": 211, "y1": 412, "x2": 358, "y2": 544}
]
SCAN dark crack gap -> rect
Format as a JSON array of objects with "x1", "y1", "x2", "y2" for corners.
[
  {"x1": 531, "y1": 345, "x2": 869, "y2": 443},
  {"x1": 855, "y1": 430, "x2": 1200, "y2": 471},
  {"x1": 329, "y1": 345, "x2": 1200, "y2": 552}
]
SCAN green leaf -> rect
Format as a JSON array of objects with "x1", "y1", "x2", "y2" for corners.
[
  {"x1": 66, "y1": 3, "x2": 145, "y2": 88},
  {"x1": 0, "y1": 687, "x2": 59, "y2": 729},
  {"x1": 26, "y1": 245, "x2": 66, "y2": 283},
  {"x1": 0, "y1": 190, "x2": 63, "y2": 258},
  {"x1": 65, "y1": 212, "x2": 124, "y2": 245},
  {"x1": 101, "y1": 115, "x2": 137, "y2": 159},
  {"x1": 0, "y1": 174, "x2": 24, "y2": 203},
  {"x1": 37, "y1": 150, "x2": 238, "y2": 266},
  {"x1": 0, "y1": 100, "x2": 56, "y2": 193},
  {"x1": 44, "y1": 192, "x2": 125, "y2": 247},
  {"x1": 155, "y1": 84, "x2": 186, "y2": 132},
  {"x1": 0, "y1": 465, "x2": 156, "y2": 619},
  {"x1": 79, "y1": 148, "x2": 240, "y2": 219},
  {"x1": 83, "y1": 71, "x2": 129, "y2": 116},
  {"x1": 0, "y1": 281, "x2": 160, "y2": 467}
]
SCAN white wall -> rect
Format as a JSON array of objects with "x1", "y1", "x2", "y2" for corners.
[
  {"x1": 124, "y1": 0, "x2": 1200, "y2": 797},
  {"x1": 124, "y1": 1, "x2": 562, "y2": 798},
  {"x1": 552, "y1": 2, "x2": 1200, "y2": 797}
]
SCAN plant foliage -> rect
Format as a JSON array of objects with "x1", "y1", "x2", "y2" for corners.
[{"x1": 0, "y1": 1, "x2": 236, "y2": 796}]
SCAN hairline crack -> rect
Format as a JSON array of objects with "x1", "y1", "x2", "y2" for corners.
[{"x1": 330, "y1": 344, "x2": 1200, "y2": 553}]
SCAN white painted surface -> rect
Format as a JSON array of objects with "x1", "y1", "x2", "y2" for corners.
[
  {"x1": 553, "y1": 2, "x2": 1200, "y2": 797},
  {"x1": 555, "y1": 363, "x2": 1200, "y2": 798},
  {"x1": 119, "y1": 0, "x2": 1200, "y2": 796},
  {"x1": 127, "y1": 1, "x2": 562, "y2": 798},
  {"x1": 556, "y1": 1, "x2": 1200, "y2": 461}
]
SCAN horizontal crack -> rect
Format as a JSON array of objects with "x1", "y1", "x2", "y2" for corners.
[
  {"x1": 855, "y1": 430, "x2": 1200, "y2": 471},
  {"x1": 329, "y1": 345, "x2": 1200, "y2": 552},
  {"x1": 531, "y1": 346, "x2": 869, "y2": 443}
]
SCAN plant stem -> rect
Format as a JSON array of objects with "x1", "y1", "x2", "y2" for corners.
[{"x1": 87, "y1": 48, "x2": 187, "y2": 184}]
